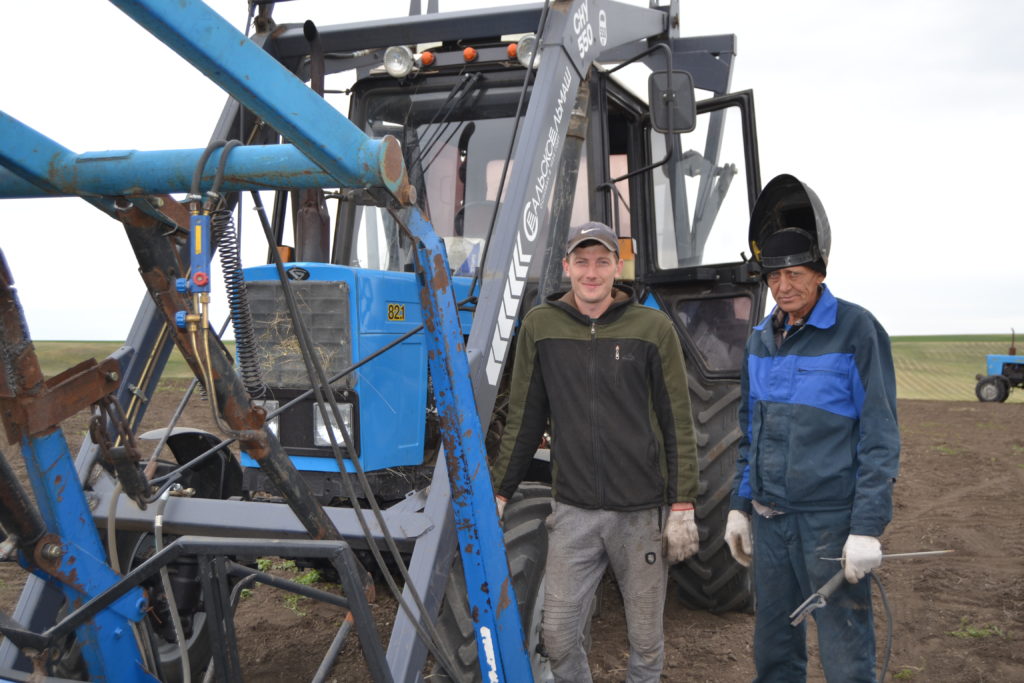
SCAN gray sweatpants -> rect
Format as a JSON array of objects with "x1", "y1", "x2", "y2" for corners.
[{"x1": 542, "y1": 502, "x2": 669, "y2": 683}]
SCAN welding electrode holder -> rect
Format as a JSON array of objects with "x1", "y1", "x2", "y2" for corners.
[{"x1": 788, "y1": 568, "x2": 846, "y2": 626}]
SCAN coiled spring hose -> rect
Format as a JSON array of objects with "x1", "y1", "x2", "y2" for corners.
[{"x1": 211, "y1": 203, "x2": 264, "y2": 398}]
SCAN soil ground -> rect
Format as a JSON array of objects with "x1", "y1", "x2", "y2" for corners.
[{"x1": 1, "y1": 394, "x2": 1022, "y2": 682}]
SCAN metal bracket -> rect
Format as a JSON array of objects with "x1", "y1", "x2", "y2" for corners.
[{"x1": 0, "y1": 357, "x2": 122, "y2": 443}]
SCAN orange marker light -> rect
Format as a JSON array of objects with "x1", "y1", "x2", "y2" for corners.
[
  {"x1": 419, "y1": 50, "x2": 436, "y2": 67},
  {"x1": 507, "y1": 43, "x2": 518, "y2": 59},
  {"x1": 463, "y1": 46, "x2": 478, "y2": 62}
]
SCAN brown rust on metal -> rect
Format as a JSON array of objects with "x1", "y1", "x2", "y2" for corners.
[
  {"x1": 34, "y1": 543, "x2": 85, "y2": 597},
  {"x1": 0, "y1": 358, "x2": 122, "y2": 443},
  {"x1": 380, "y1": 136, "x2": 415, "y2": 206},
  {"x1": 30, "y1": 534, "x2": 68, "y2": 578},
  {"x1": 0, "y1": 252, "x2": 123, "y2": 441},
  {"x1": 429, "y1": 253, "x2": 451, "y2": 292},
  {"x1": 497, "y1": 575, "x2": 512, "y2": 613},
  {"x1": 0, "y1": 251, "x2": 43, "y2": 400},
  {"x1": 445, "y1": 456, "x2": 472, "y2": 500}
]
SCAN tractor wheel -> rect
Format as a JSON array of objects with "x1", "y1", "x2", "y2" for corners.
[
  {"x1": 432, "y1": 483, "x2": 552, "y2": 682},
  {"x1": 123, "y1": 428, "x2": 243, "y2": 680},
  {"x1": 118, "y1": 532, "x2": 212, "y2": 682},
  {"x1": 670, "y1": 375, "x2": 753, "y2": 613},
  {"x1": 975, "y1": 375, "x2": 1009, "y2": 403}
]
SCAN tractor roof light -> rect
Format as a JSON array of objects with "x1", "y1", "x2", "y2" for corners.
[
  {"x1": 384, "y1": 45, "x2": 416, "y2": 78},
  {"x1": 516, "y1": 34, "x2": 539, "y2": 68}
]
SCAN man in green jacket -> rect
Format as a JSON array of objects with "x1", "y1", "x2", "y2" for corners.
[{"x1": 491, "y1": 221, "x2": 700, "y2": 683}]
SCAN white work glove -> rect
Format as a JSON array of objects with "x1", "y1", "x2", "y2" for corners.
[
  {"x1": 842, "y1": 534, "x2": 882, "y2": 583},
  {"x1": 664, "y1": 508, "x2": 699, "y2": 563},
  {"x1": 724, "y1": 510, "x2": 753, "y2": 567},
  {"x1": 495, "y1": 496, "x2": 507, "y2": 521}
]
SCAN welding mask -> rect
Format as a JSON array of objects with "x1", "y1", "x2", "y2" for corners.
[{"x1": 748, "y1": 174, "x2": 830, "y2": 275}]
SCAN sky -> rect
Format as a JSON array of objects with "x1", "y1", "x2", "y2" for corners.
[{"x1": 1, "y1": 0, "x2": 1022, "y2": 339}]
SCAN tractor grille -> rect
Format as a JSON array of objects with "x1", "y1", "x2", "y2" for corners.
[{"x1": 247, "y1": 280, "x2": 353, "y2": 390}]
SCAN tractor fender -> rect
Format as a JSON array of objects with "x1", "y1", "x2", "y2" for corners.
[{"x1": 139, "y1": 428, "x2": 243, "y2": 499}]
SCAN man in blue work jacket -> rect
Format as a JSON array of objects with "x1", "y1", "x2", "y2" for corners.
[{"x1": 724, "y1": 174, "x2": 901, "y2": 682}]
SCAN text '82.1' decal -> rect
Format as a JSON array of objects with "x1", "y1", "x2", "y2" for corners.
[{"x1": 387, "y1": 303, "x2": 406, "y2": 321}]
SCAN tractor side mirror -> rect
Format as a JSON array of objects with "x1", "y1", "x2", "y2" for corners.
[{"x1": 649, "y1": 70, "x2": 696, "y2": 133}]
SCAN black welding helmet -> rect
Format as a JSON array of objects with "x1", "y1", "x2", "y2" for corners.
[{"x1": 748, "y1": 174, "x2": 830, "y2": 275}]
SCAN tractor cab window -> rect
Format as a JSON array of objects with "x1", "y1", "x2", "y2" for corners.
[
  {"x1": 649, "y1": 101, "x2": 756, "y2": 269},
  {"x1": 346, "y1": 76, "x2": 590, "y2": 276}
]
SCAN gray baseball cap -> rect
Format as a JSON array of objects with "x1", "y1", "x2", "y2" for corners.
[{"x1": 565, "y1": 221, "x2": 619, "y2": 255}]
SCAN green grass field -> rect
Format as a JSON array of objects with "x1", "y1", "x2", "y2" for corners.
[
  {"x1": 27, "y1": 335, "x2": 1023, "y2": 403},
  {"x1": 890, "y1": 334, "x2": 1023, "y2": 402},
  {"x1": 30, "y1": 341, "x2": 234, "y2": 381}
]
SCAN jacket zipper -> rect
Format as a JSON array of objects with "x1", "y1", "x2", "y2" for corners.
[{"x1": 590, "y1": 319, "x2": 603, "y2": 506}]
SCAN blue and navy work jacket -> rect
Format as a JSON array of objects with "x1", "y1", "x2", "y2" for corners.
[{"x1": 730, "y1": 285, "x2": 901, "y2": 537}]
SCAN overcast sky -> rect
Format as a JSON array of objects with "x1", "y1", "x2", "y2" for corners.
[{"x1": 1, "y1": 0, "x2": 1021, "y2": 339}]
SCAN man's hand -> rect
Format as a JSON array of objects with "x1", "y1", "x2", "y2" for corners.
[
  {"x1": 724, "y1": 510, "x2": 752, "y2": 567},
  {"x1": 664, "y1": 507, "x2": 699, "y2": 563},
  {"x1": 495, "y1": 496, "x2": 507, "y2": 521},
  {"x1": 842, "y1": 534, "x2": 882, "y2": 583}
]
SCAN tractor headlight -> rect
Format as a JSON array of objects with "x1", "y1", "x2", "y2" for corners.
[
  {"x1": 516, "y1": 34, "x2": 540, "y2": 68},
  {"x1": 384, "y1": 45, "x2": 416, "y2": 78},
  {"x1": 253, "y1": 399, "x2": 280, "y2": 437},
  {"x1": 313, "y1": 403, "x2": 355, "y2": 447}
]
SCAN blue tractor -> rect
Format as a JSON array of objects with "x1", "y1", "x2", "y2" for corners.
[
  {"x1": 975, "y1": 331, "x2": 1024, "y2": 402},
  {"x1": 0, "y1": 1, "x2": 769, "y2": 680}
]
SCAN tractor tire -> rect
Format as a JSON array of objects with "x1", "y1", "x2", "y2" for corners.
[
  {"x1": 670, "y1": 374, "x2": 753, "y2": 613},
  {"x1": 432, "y1": 483, "x2": 552, "y2": 682},
  {"x1": 976, "y1": 375, "x2": 1010, "y2": 403},
  {"x1": 118, "y1": 532, "x2": 213, "y2": 682},
  {"x1": 123, "y1": 428, "x2": 242, "y2": 681}
]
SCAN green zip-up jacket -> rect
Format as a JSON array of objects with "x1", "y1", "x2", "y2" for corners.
[{"x1": 492, "y1": 285, "x2": 698, "y2": 511}]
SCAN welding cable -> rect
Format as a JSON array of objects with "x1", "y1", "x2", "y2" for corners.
[
  {"x1": 872, "y1": 572, "x2": 894, "y2": 681},
  {"x1": 154, "y1": 485, "x2": 191, "y2": 683},
  {"x1": 255, "y1": 214, "x2": 461, "y2": 676},
  {"x1": 467, "y1": 0, "x2": 552, "y2": 301},
  {"x1": 142, "y1": 379, "x2": 201, "y2": 478}
]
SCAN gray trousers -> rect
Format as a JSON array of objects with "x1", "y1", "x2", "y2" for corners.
[{"x1": 543, "y1": 502, "x2": 669, "y2": 683}]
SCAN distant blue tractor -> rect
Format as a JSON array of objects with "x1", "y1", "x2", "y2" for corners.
[{"x1": 975, "y1": 331, "x2": 1024, "y2": 402}]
